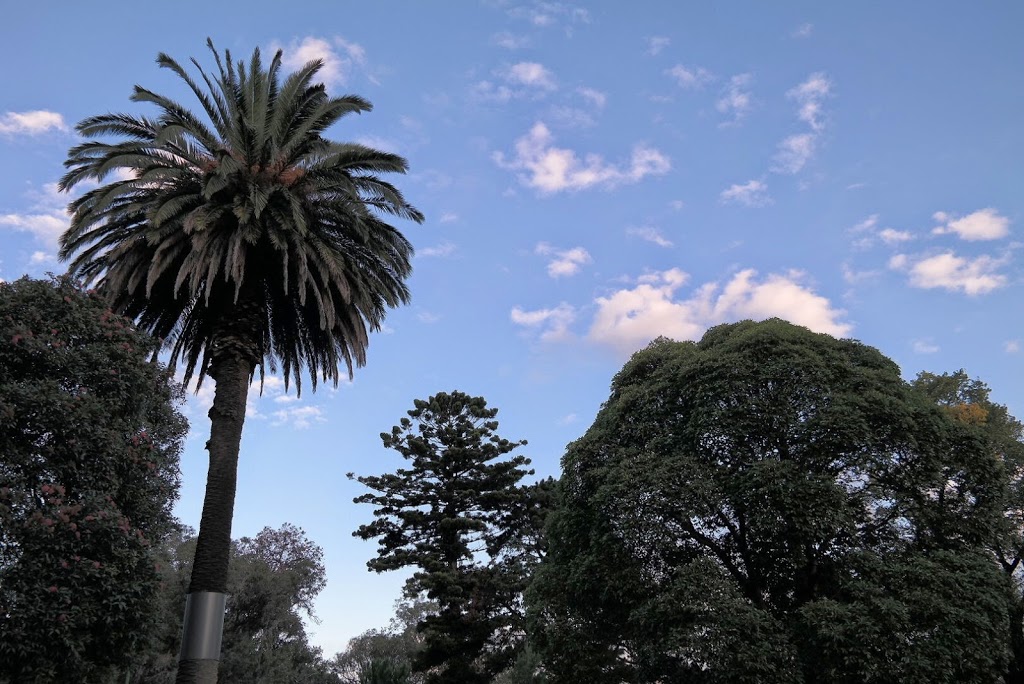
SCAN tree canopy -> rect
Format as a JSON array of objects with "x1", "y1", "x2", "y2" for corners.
[
  {"x1": 0, "y1": 276, "x2": 187, "y2": 683},
  {"x1": 529, "y1": 319, "x2": 1010, "y2": 684},
  {"x1": 351, "y1": 391, "x2": 541, "y2": 684}
]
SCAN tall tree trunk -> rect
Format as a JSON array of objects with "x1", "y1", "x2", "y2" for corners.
[{"x1": 175, "y1": 354, "x2": 252, "y2": 683}]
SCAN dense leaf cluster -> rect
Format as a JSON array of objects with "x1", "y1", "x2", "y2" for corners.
[
  {"x1": 0, "y1": 277, "x2": 187, "y2": 683},
  {"x1": 530, "y1": 320, "x2": 1011, "y2": 683},
  {"x1": 351, "y1": 391, "x2": 544, "y2": 684}
]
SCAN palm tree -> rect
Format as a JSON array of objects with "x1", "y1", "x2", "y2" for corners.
[{"x1": 58, "y1": 40, "x2": 423, "y2": 683}]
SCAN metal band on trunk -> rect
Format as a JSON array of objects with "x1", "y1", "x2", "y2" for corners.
[{"x1": 179, "y1": 592, "x2": 227, "y2": 660}]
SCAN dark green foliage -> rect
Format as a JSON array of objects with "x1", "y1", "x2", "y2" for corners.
[
  {"x1": 358, "y1": 658, "x2": 411, "y2": 684},
  {"x1": 57, "y1": 39, "x2": 421, "y2": 680},
  {"x1": 59, "y1": 39, "x2": 423, "y2": 391},
  {"x1": 911, "y1": 370, "x2": 1024, "y2": 683},
  {"x1": 530, "y1": 320, "x2": 1010, "y2": 683},
  {"x1": 0, "y1": 276, "x2": 187, "y2": 683},
  {"x1": 134, "y1": 524, "x2": 338, "y2": 684},
  {"x1": 333, "y1": 598, "x2": 435, "y2": 684},
  {"x1": 351, "y1": 392, "x2": 541, "y2": 684}
]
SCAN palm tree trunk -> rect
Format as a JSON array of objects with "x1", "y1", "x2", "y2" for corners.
[{"x1": 175, "y1": 354, "x2": 252, "y2": 683}]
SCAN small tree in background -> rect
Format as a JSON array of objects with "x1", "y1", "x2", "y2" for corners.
[
  {"x1": 0, "y1": 276, "x2": 187, "y2": 683},
  {"x1": 134, "y1": 524, "x2": 338, "y2": 684},
  {"x1": 350, "y1": 391, "x2": 537, "y2": 684}
]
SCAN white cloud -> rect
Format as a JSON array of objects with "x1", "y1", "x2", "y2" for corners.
[
  {"x1": 720, "y1": 179, "x2": 772, "y2": 207},
  {"x1": 576, "y1": 87, "x2": 607, "y2": 109},
  {"x1": 669, "y1": 199, "x2": 686, "y2": 211},
  {"x1": 549, "y1": 106, "x2": 596, "y2": 129},
  {"x1": 912, "y1": 339, "x2": 940, "y2": 354},
  {"x1": 559, "y1": 412, "x2": 578, "y2": 425},
  {"x1": 879, "y1": 228, "x2": 914, "y2": 244},
  {"x1": 589, "y1": 268, "x2": 850, "y2": 354},
  {"x1": 646, "y1": 36, "x2": 671, "y2": 55},
  {"x1": 1006, "y1": 340, "x2": 1021, "y2": 353},
  {"x1": 355, "y1": 135, "x2": 401, "y2": 154},
  {"x1": 29, "y1": 251, "x2": 54, "y2": 265},
  {"x1": 771, "y1": 133, "x2": 816, "y2": 174},
  {"x1": 419, "y1": 242, "x2": 457, "y2": 258},
  {"x1": 474, "y1": 62, "x2": 558, "y2": 102},
  {"x1": 932, "y1": 208, "x2": 1010, "y2": 241},
  {"x1": 506, "y1": 62, "x2": 557, "y2": 90},
  {"x1": 536, "y1": 242, "x2": 591, "y2": 277},
  {"x1": 626, "y1": 226, "x2": 673, "y2": 248},
  {"x1": 494, "y1": 122, "x2": 670, "y2": 194},
  {"x1": 890, "y1": 251, "x2": 1009, "y2": 295},
  {"x1": 492, "y1": 32, "x2": 531, "y2": 49},
  {"x1": 850, "y1": 215, "x2": 880, "y2": 233},
  {"x1": 508, "y1": 3, "x2": 590, "y2": 28},
  {"x1": 271, "y1": 405, "x2": 327, "y2": 429},
  {"x1": 277, "y1": 36, "x2": 367, "y2": 86},
  {"x1": 666, "y1": 64, "x2": 714, "y2": 90},
  {"x1": 510, "y1": 302, "x2": 576, "y2": 341},
  {"x1": 716, "y1": 74, "x2": 753, "y2": 124},
  {"x1": 0, "y1": 110, "x2": 68, "y2": 136},
  {"x1": 0, "y1": 212, "x2": 68, "y2": 246},
  {"x1": 417, "y1": 311, "x2": 440, "y2": 324},
  {"x1": 439, "y1": 212, "x2": 459, "y2": 223},
  {"x1": 787, "y1": 72, "x2": 831, "y2": 132},
  {"x1": 841, "y1": 263, "x2": 879, "y2": 284},
  {"x1": 792, "y1": 23, "x2": 814, "y2": 38}
]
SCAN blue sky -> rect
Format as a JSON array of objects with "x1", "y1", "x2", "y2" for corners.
[{"x1": 2, "y1": 1, "x2": 1022, "y2": 656}]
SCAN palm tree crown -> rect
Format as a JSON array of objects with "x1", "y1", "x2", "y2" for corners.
[
  {"x1": 58, "y1": 40, "x2": 423, "y2": 682},
  {"x1": 59, "y1": 39, "x2": 422, "y2": 392}
]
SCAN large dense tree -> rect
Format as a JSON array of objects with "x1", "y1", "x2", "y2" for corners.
[
  {"x1": 351, "y1": 392, "x2": 541, "y2": 684},
  {"x1": 529, "y1": 320, "x2": 1011, "y2": 683},
  {"x1": 58, "y1": 40, "x2": 422, "y2": 682},
  {"x1": 0, "y1": 277, "x2": 187, "y2": 683},
  {"x1": 911, "y1": 370, "x2": 1024, "y2": 683}
]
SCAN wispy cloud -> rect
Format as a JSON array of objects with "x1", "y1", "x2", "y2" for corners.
[
  {"x1": 576, "y1": 86, "x2": 607, "y2": 108},
  {"x1": 771, "y1": 133, "x2": 816, "y2": 174},
  {"x1": 1006, "y1": 340, "x2": 1021, "y2": 354},
  {"x1": 720, "y1": 179, "x2": 772, "y2": 207},
  {"x1": 271, "y1": 405, "x2": 327, "y2": 429},
  {"x1": 646, "y1": 36, "x2": 671, "y2": 56},
  {"x1": 626, "y1": 226, "x2": 673, "y2": 248},
  {"x1": 666, "y1": 64, "x2": 714, "y2": 90},
  {"x1": 889, "y1": 251, "x2": 1009, "y2": 295},
  {"x1": 510, "y1": 302, "x2": 576, "y2": 341},
  {"x1": 912, "y1": 339, "x2": 940, "y2": 354},
  {"x1": 0, "y1": 110, "x2": 68, "y2": 136},
  {"x1": 275, "y1": 36, "x2": 368, "y2": 86},
  {"x1": 792, "y1": 23, "x2": 814, "y2": 38},
  {"x1": 787, "y1": 72, "x2": 832, "y2": 132},
  {"x1": 492, "y1": 31, "x2": 531, "y2": 49},
  {"x1": 494, "y1": 122, "x2": 670, "y2": 194},
  {"x1": 879, "y1": 228, "x2": 914, "y2": 245},
  {"x1": 588, "y1": 267, "x2": 850, "y2": 354},
  {"x1": 932, "y1": 208, "x2": 1010, "y2": 241},
  {"x1": 508, "y1": 2, "x2": 590, "y2": 29},
  {"x1": 716, "y1": 74, "x2": 753, "y2": 125},
  {"x1": 507, "y1": 62, "x2": 557, "y2": 90},
  {"x1": 419, "y1": 242, "x2": 457, "y2": 258},
  {"x1": 535, "y1": 242, "x2": 591, "y2": 277},
  {"x1": 0, "y1": 183, "x2": 71, "y2": 247},
  {"x1": 438, "y1": 212, "x2": 459, "y2": 223},
  {"x1": 772, "y1": 73, "x2": 832, "y2": 174},
  {"x1": 474, "y1": 62, "x2": 558, "y2": 102}
]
